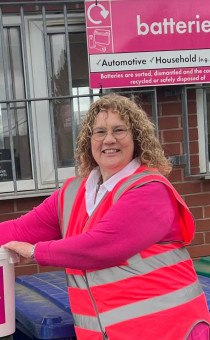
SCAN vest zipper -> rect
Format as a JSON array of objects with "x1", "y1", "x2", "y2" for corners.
[{"x1": 84, "y1": 271, "x2": 108, "y2": 339}]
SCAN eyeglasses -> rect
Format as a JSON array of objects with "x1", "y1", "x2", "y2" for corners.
[{"x1": 91, "y1": 126, "x2": 130, "y2": 141}]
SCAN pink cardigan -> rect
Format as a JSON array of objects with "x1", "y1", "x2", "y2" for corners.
[
  {"x1": 0, "y1": 182, "x2": 182, "y2": 268},
  {"x1": 0, "y1": 181, "x2": 209, "y2": 339}
]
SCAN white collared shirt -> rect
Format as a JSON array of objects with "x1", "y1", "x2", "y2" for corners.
[{"x1": 85, "y1": 158, "x2": 140, "y2": 216}]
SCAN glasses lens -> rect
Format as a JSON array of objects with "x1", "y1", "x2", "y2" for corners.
[
  {"x1": 113, "y1": 128, "x2": 128, "y2": 139},
  {"x1": 92, "y1": 129, "x2": 106, "y2": 141},
  {"x1": 91, "y1": 127, "x2": 130, "y2": 141}
]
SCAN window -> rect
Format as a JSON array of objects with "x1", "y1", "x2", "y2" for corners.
[
  {"x1": 28, "y1": 15, "x2": 97, "y2": 187},
  {"x1": 0, "y1": 26, "x2": 32, "y2": 187},
  {"x1": 197, "y1": 85, "x2": 210, "y2": 176},
  {"x1": 0, "y1": 3, "x2": 157, "y2": 197},
  {"x1": 0, "y1": 8, "x2": 100, "y2": 195}
]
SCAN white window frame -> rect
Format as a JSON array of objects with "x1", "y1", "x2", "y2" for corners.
[
  {"x1": 0, "y1": 16, "x2": 35, "y2": 193},
  {"x1": 28, "y1": 14, "x2": 88, "y2": 189},
  {"x1": 1, "y1": 13, "x2": 87, "y2": 193},
  {"x1": 197, "y1": 87, "x2": 210, "y2": 176}
]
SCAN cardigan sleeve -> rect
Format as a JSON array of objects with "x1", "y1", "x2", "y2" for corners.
[
  {"x1": 35, "y1": 181, "x2": 183, "y2": 270},
  {"x1": 0, "y1": 189, "x2": 61, "y2": 245}
]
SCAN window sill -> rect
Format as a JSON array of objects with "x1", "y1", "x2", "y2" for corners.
[{"x1": 0, "y1": 189, "x2": 58, "y2": 200}]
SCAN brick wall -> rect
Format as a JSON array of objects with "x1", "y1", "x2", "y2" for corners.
[
  {"x1": 1, "y1": 87, "x2": 210, "y2": 276},
  {"x1": 156, "y1": 87, "x2": 210, "y2": 260}
]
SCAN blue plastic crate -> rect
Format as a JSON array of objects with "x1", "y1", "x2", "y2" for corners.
[
  {"x1": 13, "y1": 271, "x2": 210, "y2": 340},
  {"x1": 198, "y1": 274, "x2": 210, "y2": 311},
  {"x1": 14, "y1": 271, "x2": 76, "y2": 340}
]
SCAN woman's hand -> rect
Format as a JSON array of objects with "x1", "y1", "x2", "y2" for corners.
[{"x1": 1, "y1": 241, "x2": 36, "y2": 264}]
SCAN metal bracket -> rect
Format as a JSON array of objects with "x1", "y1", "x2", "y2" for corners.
[{"x1": 169, "y1": 154, "x2": 187, "y2": 165}]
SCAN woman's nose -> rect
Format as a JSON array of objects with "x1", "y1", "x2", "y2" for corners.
[{"x1": 103, "y1": 131, "x2": 116, "y2": 142}]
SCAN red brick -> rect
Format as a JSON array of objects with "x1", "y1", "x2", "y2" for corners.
[
  {"x1": 190, "y1": 206, "x2": 203, "y2": 219},
  {"x1": 204, "y1": 206, "x2": 210, "y2": 218},
  {"x1": 161, "y1": 103, "x2": 182, "y2": 115},
  {"x1": 163, "y1": 130, "x2": 183, "y2": 142},
  {"x1": 0, "y1": 212, "x2": 24, "y2": 222},
  {"x1": 188, "y1": 114, "x2": 198, "y2": 128},
  {"x1": 202, "y1": 181, "x2": 210, "y2": 192},
  {"x1": 187, "y1": 100, "x2": 197, "y2": 113},
  {"x1": 0, "y1": 200, "x2": 14, "y2": 213},
  {"x1": 16, "y1": 196, "x2": 48, "y2": 211},
  {"x1": 185, "y1": 193, "x2": 210, "y2": 207},
  {"x1": 141, "y1": 104, "x2": 152, "y2": 115},
  {"x1": 158, "y1": 116, "x2": 179, "y2": 130},
  {"x1": 187, "y1": 90, "x2": 196, "y2": 101},
  {"x1": 163, "y1": 143, "x2": 181, "y2": 156},
  {"x1": 168, "y1": 169, "x2": 183, "y2": 183},
  {"x1": 15, "y1": 263, "x2": 38, "y2": 277},
  {"x1": 14, "y1": 265, "x2": 64, "y2": 277},
  {"x1": 173, "y1": 181, "x2": 201, "y2": 195},
  {"x1": 187, "y1": 244, "x2": 210, "y2": 259},
  {"x1": 196, "y1": 219, "x2": 210, "y2": 232},
  {"x1": 189, "y1": 167, "x2": 201, "y2": 176},
  {"x1": 38, "y1": 266, "x2": 64, "y2": 273},
  {"x1": 191, "y1": 232, "x2": 204, "y2": 245},
  {"x1": 189, "y1": 141, "x2": 199, "y2": 154},
  {"x1": 190, "y1": 154, "x2": 199, "y2": 167},
  {"x1": 189, "y1": 128, "x2": 198, "y2": 141},
  {"x1": 205, "y1": 232, "x2": 210, "y2": 243}
]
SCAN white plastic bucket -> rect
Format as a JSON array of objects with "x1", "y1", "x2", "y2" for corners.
[{"x1": 0, "y1": 248, "x2": 18, "y2": 337}]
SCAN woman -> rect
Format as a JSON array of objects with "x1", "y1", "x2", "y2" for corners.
[{"x1": 1, "y1": 94, "x2": 210, "y2": 339}]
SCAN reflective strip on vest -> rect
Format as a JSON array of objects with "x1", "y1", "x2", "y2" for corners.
[
  {"x1": 66, "y1": 272, "x2": 88, "y2": 289},
  {"x1": 66, "y1": 247, "x2": 190, "y2": 288},
  {"x1": 113, "y1": 170, "x2": 164, "y2": 203},
  {"x1": 62, "y1": 177, "x2": 83, "y2": 237},
  {"x1": 72, "y1": 280, "x2": 203, "y2": 330}
]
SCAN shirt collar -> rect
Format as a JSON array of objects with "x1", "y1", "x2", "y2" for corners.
[{"x1": 86, "y1": 158, "x2": 141, "y2": 193}]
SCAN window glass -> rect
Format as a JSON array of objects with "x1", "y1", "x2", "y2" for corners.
[
  {"x1": 0, "y1": 27, "x2": 32, "y2": 181},
  {"x1": 50, "y1": 30, "x2": 93, "y2": 168}
]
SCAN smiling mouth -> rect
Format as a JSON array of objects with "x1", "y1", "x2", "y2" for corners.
[{"x1": 102, "y1": 149, "x2": 120, "y2": 154}]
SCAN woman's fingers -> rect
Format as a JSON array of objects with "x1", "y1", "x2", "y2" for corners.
[{"x1": 2, "y1": 241, "x2": 34, "y2": 259}]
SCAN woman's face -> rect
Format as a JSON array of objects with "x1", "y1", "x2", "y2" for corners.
[{"x1": 91, "y1": 110, "x2": 134, "y2": 182}]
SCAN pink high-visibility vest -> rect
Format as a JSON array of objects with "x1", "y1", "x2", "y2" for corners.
[{"x1": 59, "y1": 166, "x2": 210, "y2": 340}]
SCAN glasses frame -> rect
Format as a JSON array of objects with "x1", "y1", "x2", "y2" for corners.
[{"x1": 91, "y1": 126, "x2": 131, "y2": 141}]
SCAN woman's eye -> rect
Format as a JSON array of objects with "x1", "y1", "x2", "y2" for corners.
[{"x1": 115, "y1": 128, "x2": 125, "y2": 133}]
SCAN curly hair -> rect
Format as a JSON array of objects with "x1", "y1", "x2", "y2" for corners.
[{"x1": 75, "y1": 93, "x2": 172, "y2": 177}]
